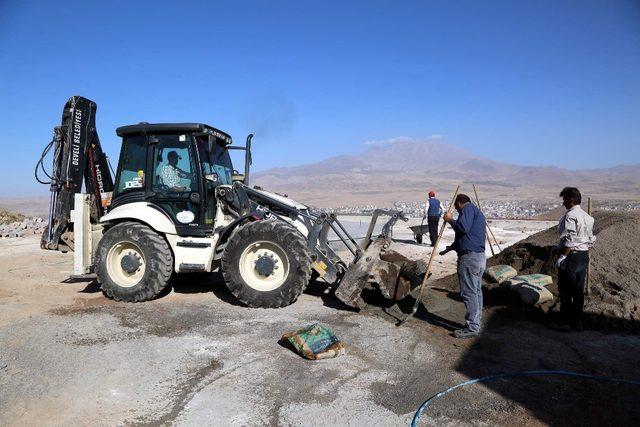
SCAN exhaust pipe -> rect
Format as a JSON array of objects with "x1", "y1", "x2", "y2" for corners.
[{"x1": 244, "y1": 134, "x2": 253, "y2": 186}]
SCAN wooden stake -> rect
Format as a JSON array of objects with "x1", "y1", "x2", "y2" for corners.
[
  {"x1": 473, "y1": 184, "x2": 502, "y2": 253},
  {"x1": 471, "y1": 192, "x2": 495, "y2": 257},
  {"x1": 397, "y1": 184, "x2": 461, "y2": 326}
]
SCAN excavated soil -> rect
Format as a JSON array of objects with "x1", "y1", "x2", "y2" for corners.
[{"x1": 433, "y1": 210, "x2": 640, "y2": 332}]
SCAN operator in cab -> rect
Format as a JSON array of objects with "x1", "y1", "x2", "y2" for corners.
[{"x1": 161, "y1": 151, "x2": 192, "y2": 189}]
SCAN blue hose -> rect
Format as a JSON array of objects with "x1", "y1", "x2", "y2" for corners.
[{"x1": 412, "y1": 370, "x2": 640, "y2": 427}]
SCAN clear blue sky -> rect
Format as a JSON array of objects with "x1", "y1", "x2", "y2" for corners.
[{"x1": 1, "y1": 0, "x2": 639, "y2": 197}]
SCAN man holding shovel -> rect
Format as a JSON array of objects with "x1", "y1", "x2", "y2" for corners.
[{"x1": 442, "y1": 194, "x2": 487, "y2": 338}]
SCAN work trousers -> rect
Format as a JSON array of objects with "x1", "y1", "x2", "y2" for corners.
[
  {"x1": 457, "y1": 251, "x2": 486, "y2": 332},
  {"x1": 557, "y1": 250, "x2": 589, "y2": 326},
  {"x1": 427, "y1": 216, "x2": 440, "y2": 246}
]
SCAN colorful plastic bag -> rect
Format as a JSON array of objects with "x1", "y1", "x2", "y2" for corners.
[{"x1": 281, "y1": 323, "x2": 346, "y2": 360}]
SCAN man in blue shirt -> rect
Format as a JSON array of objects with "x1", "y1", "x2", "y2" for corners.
[
  {"x1": 422, "y1": 190, "x2": 442, "y2": 246},
  {"x1": 442, "y1": 194, "x2": 487, "y2": 338}
]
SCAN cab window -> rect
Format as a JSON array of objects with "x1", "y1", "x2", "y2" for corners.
[
  {"x1": 114, "y1": 135, "x2": 147, "y2": 195},
  {"x1": 151, "y1": 134, "x2": 198, "y2": 198},
  {"x1": 196, "y1": 135, "x2": 233, "y2": 186},
  {"x1": 148, "y1": 134, "x2": 201, "y2": 226}
]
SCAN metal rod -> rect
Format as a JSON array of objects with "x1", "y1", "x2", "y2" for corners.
[
  {"x1": 244, "y1": 134, "x2": 253, "y2": 186},
  {"x1": 361, "y1": 210, "x2": 381, "y2": 251},
  {"x1": 472, "y1": 184, "x2": 502, "y2": 252},
  {"x1": 333, "y1": 215, "x2": 360, "y2": 249},
  {"x1": 47, "y1": 191, "x2": 57, "y2": 242},
  {"x1": 327, "y1": 237, "x2": 366, "y2": 243},
  {"x1": 327, "y1": 220, "x2": 358, "y2": 257},
  {"x1": 397, "y1": 184, "x2": 461, "y2": 326}
]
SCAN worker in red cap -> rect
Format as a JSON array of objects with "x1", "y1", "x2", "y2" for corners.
[{"x1": 422, "y1": 190, "x2": 443, "y2": 246}]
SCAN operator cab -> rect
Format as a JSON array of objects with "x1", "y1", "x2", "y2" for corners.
[{"x1": 113, "y1": 123, "x2": 234, "y2": 237}]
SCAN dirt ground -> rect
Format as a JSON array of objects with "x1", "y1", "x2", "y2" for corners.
[{"x1": 1, "y1": 230, "x2": 640, "y2": 426}]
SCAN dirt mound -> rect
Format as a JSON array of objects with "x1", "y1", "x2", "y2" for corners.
[
  {"x1": 432, "y1": 210, "x2": 640, "y2": 331},
  {"x1": 495, "y1": 210, "x2": 640, "y2": 331}
]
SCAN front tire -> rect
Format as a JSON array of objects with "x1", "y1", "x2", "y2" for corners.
[
  {"x1": 221, "y1": 219, "x2": 312, "y2": 308},
  {"x1": 95, "y1": 222, "x2": 173, "y2": 302}
]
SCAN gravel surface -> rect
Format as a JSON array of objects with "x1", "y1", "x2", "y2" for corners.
[
  {"x1": 0, "y1": 217, "x2": 46, "y2": 238},
  {"x1": 1, "y1": 227, "x2": 639, "y2": 426}
]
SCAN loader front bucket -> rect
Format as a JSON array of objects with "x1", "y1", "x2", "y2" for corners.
[{"x1": 334, "y1": 210, "x2": 426, "y2": 309}]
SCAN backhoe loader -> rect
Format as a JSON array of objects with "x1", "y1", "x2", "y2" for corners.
[{"x1": 36, "y1": 96, "x2": 424, "y2": 308}]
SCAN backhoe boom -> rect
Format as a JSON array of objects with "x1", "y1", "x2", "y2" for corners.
[{"x1": 39, "y1": 96, "x2": 113, "y2": 251}]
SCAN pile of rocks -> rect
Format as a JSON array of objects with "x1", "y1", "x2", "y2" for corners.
[{"x1": 0, "y1": 217, "x2": 47, "y2": 238}]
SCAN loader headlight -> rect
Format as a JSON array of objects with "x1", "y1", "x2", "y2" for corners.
[{"x1": 205, "y1": 173, "x2": 219, "y2": 183}]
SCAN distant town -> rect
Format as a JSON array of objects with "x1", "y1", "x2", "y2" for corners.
[{"x1": 320, "y1": 199, "x2": 640, "y2": 219}]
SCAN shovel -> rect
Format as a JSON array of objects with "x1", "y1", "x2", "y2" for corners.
[{"x1": 397, "y1": 184, "x2": 461, "y2": 326}]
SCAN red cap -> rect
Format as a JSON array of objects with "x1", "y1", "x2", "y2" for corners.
[{"x1": 428, "y1": 191, "x2": 435, "y2": 197}]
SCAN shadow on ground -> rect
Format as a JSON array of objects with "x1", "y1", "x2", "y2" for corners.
[
  {"x1": 444, "y1": 310, "x2": 640, "y2": 426},
  {"x1": 79, "y1": 280, "x2": 101, "y2": 293},
  {"x1": 171, "y1": 272, "x2": 245, "y2": 306},
  {"x1": 395, "y1": 285, "x2": 640, "y2": 425},
  {"x1": 171, "y1": 273, "x2": 352, "y2": 310}
]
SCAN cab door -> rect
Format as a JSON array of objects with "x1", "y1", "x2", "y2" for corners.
[{"x1": 148, "y1": 134, "x2": 207, "y2": 236}]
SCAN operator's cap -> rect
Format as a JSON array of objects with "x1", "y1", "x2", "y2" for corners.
[{"x1": 428, "y1": 191, "x2": 435, "y2": 197}]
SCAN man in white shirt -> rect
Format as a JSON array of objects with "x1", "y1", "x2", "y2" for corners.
[{"x1": 552, "y1": 187, "x2": 595, "y2": 332}]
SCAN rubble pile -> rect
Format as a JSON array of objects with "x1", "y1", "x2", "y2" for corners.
[{"x1": 0, "y1": 209, "x2": 47, "y2": 238}]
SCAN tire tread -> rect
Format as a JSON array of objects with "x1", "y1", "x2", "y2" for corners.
[
  {"x1": 221, "y1": 219, "x2": 312, "y2": 308},
  {"x1": 96, "y1": 221, "x2": 173, "y2": 302}
]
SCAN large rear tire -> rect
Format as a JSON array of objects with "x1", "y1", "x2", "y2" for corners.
[
  {"x1": 95, "y1": 222, "x2": 173, "y2": 302},
  {"x1": 221, "y1": 219, "x2": 312, "y2": 308}
]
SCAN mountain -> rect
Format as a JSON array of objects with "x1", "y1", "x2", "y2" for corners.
[{"x1": 254, "y1": 138, "x2": 640, "y2": 207}]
